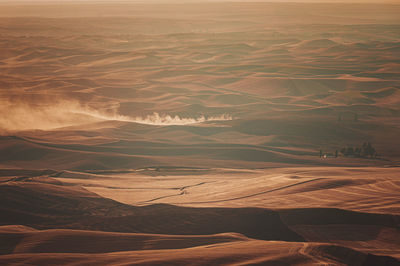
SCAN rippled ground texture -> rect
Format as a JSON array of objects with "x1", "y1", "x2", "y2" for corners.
[{"x1": 0, "y1": 2, "x2": 399, "y2": 265}]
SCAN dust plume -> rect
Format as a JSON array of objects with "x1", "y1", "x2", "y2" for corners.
[{"x1": 1, "y1": 99, "x2": 232, "y2": 132}]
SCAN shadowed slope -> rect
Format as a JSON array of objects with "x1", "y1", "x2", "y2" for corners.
[
  {"x1": 0, "y1": 179, "x2": 304, "y2": 242},
  {"x1": 0, "y1": 240, "x2": 398, "y2": 266},
  {"x1": 0, "y1": 171, "x2": 399, "y2": 264},
  {"x1": 1, "y1": 176, "x2": 399, "y2": 242},
  {"x1": 0, "y1": 225, "x2": 247, "y2": 255}
]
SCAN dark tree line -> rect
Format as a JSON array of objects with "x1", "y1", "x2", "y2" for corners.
[{"x1": 340, "y1": 142, "x2": 377, "y2": 158}]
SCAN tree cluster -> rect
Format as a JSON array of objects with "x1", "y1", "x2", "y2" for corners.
[{"x1": 340, "y1": 142, "x2": 377, "y2": 158}]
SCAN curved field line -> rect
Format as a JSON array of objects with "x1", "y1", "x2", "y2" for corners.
[
  {"x1": 138, "y1": 182, "x2": 209, "y2": 204},
  {"x1": 171, "y1": 178, "x2": 325, "y2": 205}
]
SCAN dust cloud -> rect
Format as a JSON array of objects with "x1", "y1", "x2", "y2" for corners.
[{"x1": 0, "y1": 98, "x2": 232, "y2": 132}]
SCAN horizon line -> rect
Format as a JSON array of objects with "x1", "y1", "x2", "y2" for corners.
[{"x1": 0, "y1": 0, "x2": 399, "y2": 4}]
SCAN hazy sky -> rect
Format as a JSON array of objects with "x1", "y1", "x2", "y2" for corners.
[{"x1": 0, "y1": 0, "x2": 398, "y2": 3}]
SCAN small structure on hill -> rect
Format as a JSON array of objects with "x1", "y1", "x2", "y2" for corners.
[{"x1": 319, "y1": 149, "x2": 338, "y2": 158}]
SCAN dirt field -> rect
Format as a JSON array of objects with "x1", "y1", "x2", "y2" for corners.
[{"x1": 0, "y1": 2, "x2": 399, "y2": 265}]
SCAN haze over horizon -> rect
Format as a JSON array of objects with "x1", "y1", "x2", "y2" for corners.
[{"x1": 0, "y1": 0, "x2": 399, "y2": 3}]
